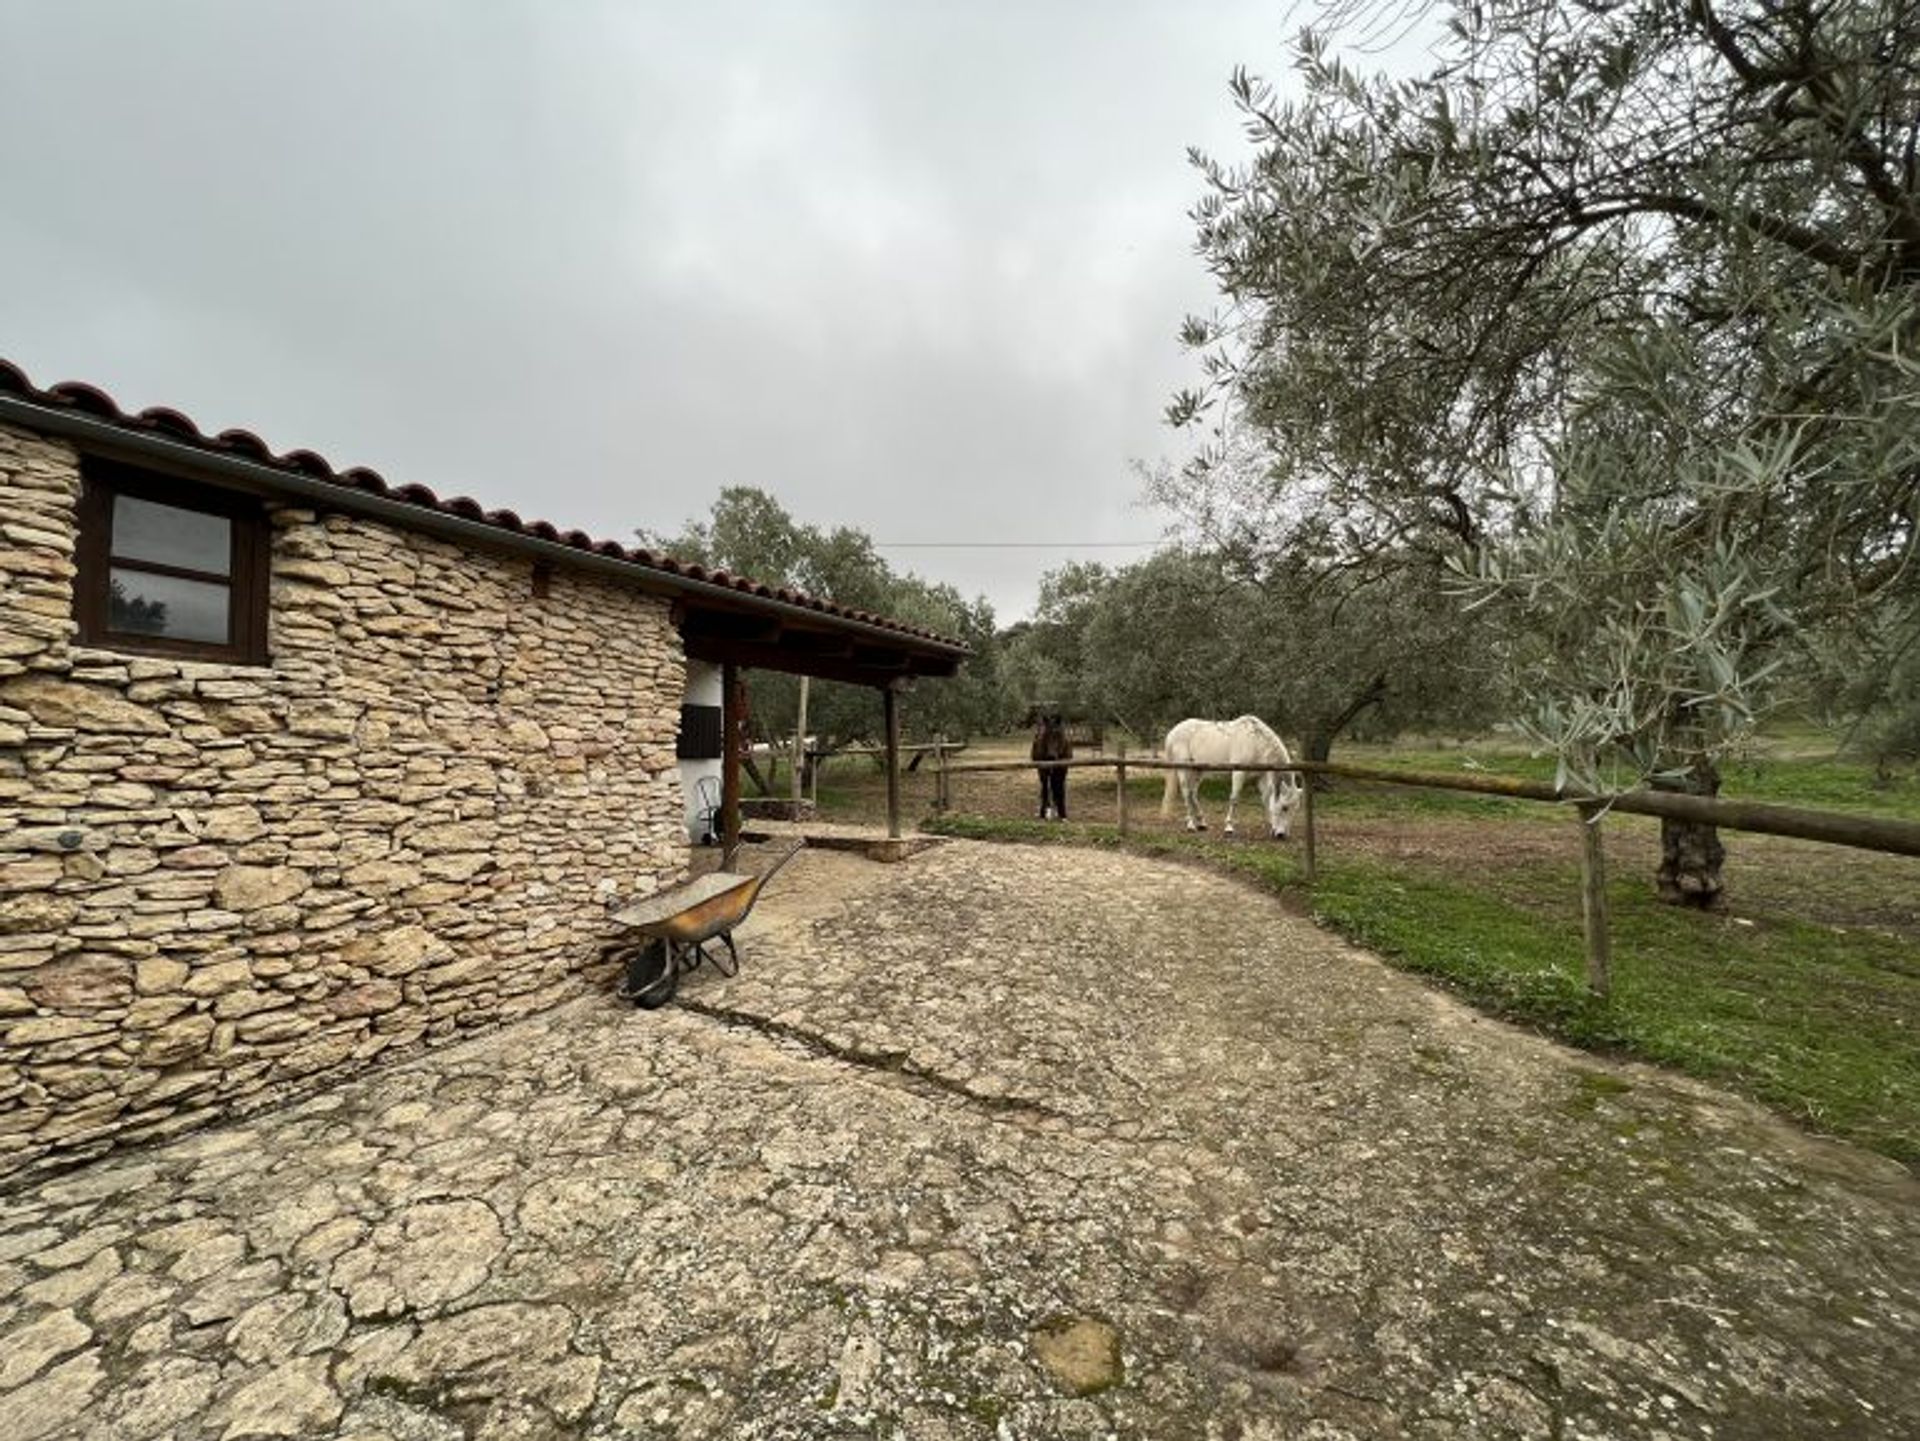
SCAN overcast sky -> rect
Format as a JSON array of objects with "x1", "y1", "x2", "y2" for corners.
[{"x1": 0, "y1": 2, "x2": 1425, "y2": 620}]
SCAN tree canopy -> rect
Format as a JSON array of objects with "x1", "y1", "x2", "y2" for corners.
[
  {"x1": 1001, "y1": 545, "x2": 1506, "y2": 757},
  {"x1": 1170, "y1": 0, "x2": 1920, "y2": 901}
]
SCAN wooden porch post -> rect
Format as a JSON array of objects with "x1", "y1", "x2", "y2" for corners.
[
  {"x1": 882, "y1": 684, "x2": 902, "y2": 840},
  {"x1": 722, "y1": 662, "x2": 745, "y2": 867}
]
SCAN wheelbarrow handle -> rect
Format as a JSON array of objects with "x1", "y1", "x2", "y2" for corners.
[{"x1": 759, "y1": 837, "x2": 806, "y2": 883}]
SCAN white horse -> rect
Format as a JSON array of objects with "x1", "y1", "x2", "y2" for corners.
[{"x1": 1158, "y1": 716, "x2": 1301, "y2": 838}]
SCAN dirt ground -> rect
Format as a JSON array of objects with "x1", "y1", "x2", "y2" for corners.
[{"x1": 2, "y1": 840, "x2": 1916, "y2": 1439}]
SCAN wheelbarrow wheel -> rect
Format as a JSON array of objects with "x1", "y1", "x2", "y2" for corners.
[{"x1": 621, "y1": 939, "x2": 679, "y2": 1010}]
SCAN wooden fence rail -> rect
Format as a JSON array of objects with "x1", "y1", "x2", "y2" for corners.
[{"x1": 923, "y1": 752, "x2": 1920, "y2": 1000}]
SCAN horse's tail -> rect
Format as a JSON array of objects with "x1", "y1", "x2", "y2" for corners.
[{"x1": 1160, "y1": 768, "x2": 1177, "y2": 817}]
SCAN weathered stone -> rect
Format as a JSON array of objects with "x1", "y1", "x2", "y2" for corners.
[
  {"x1": 184, "y1": 959, "x2": 254, "y2": 998},
  {"x1": 23, "y1": 1243, "x2": 122, "y2": 1308},
  {"x1": 214, "y1": 1355, "x2": 343, "y2": 1439},
  {"x1": 0, "y1": 675, "x2": 168, "y2": 734},
  {"x1": 408, "y1": 821, "x2": 494, "y2": 854},
  {"x1": 177, "y1": 1262, "x2": 285, "y2": 1329},
  {"x1": 85, "y1": 780, "x2": 158, "y2": 808},
  {"x1": 420, "y1": 852, "x2": 492, "y2": 882},
  {"x1": 0, "y1": 859, "x2": 66, "y2": 892},
  {"x1": 236, "y1": 1011, "x2": 318, "y2": 1044},
  {"x1": 205, "y1": 703, "x2": 280, "y2": 734},
  {"x1": 141, "y1": 1217, "x2": 234, "y2": 1255},
  {"x1": 373, "y1": 1302, "x2": 590, "y2": 1418},
  {"x1": 292, "y1": 1216, "x2": 366, "y2": 1267},
  {"x1": 226, "y1": 1290, "x2": 350, "y2": 1365},
  {"x1": 170, "y1": 1231, "x2": 247, "y2": 1283},
  {"x1": 505, "y1": 718, "x2": 549, "y2": 749},
  {"x1": 135, "y1": 956, "x2": 191, "y2": 994},
  {"x1": 0, "y1": 1306, "x2": 92, "y2": 1389},
  {"x1": 212, "y1": 865, "x2": 312, "y2": 912},
  {"x1": 331, "y1": 1199, "x2": 506, "y2": 1318},
  {"x1": 4, "y1": 1352, "x2": 105, "y2": 1441},
  {"x1": 139, "y1": 1013, "x2": 215, "y2": 1064},
  {"x1": 90, "y1": 1271, "x2": 176, "y2": 1325},
  {"x1": 346, "y1": 924, "x2": 452, "y2": 978},
  {"x1": 27, "y1": 954, "x2": 132, "y2": 1011},
  {"x1": 105, "y1": 846, "x2": 161, "y2": 876},
  {"x1": 327, "y1": 979, "x2": 403, "y2": 1019},
  {"x1": 274, "y1": 558, "x2": 351, "y2": 587},
  {"x1": 0, "y1": 1227, "x2": 62, "y2": 1264},
  {"x1": 110, "y1": 1357, "x2": 220, "y2": 1438},
  {"x1": 420, "y1": 954, "x2": 491, "y2": 991},
  {"x1": 6, "y1": 1015, "x2": 115, "y2": 1045},
  {"x1": 340, "y1": 859, "x2": 416, "y2": 892},
  {"x1": 162, "y1": 844, "x2": 232, "y2": 869},
  {"x1": 197, "y1": 805, "x2": 267, "y2": 843},
  {"x1": 1035, "y1": 1316, "x2": 1117, "y2": 1398}
]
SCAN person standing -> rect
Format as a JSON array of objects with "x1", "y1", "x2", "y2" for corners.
[{"x1": 1031, "y1": 712, "x2": 1073, "y2": 820}]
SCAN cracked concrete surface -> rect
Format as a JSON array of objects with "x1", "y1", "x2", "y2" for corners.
[{"x1": 1, "y1": 840, "x2": 1916, "y2": 1440}]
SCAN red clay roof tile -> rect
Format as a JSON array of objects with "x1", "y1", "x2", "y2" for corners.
[{"x1": 0, "y1": 359, "x2": 967, "y2": 651}]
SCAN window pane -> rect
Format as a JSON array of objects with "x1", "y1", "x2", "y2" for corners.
[
  {"x1": 112, "y1": 495, "x2": 231, "y2": 575},
  {"x1": 108, "y1": 568, "x2": 231, "y2": 644}
]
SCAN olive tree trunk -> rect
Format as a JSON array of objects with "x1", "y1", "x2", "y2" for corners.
[
  {"x1": 1653, "y1": 759, "x2": 1725, "y2": 908},
  {"x1": 1303, "y1": 674, "x2": 1388, "y2": 790}
]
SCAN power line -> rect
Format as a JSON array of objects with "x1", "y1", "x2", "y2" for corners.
[{"x1": 871, "y1": 540, "x2": 1166, "y2": 549}]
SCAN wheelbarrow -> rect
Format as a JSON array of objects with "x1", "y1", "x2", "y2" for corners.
[{"x1": 604, "y1": 839, "x2": 805, "y2": 1009}]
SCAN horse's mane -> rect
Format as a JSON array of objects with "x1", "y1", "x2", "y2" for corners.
[{"x1": 1233, "y1": 714, "x2": 1286, "y2": 751}]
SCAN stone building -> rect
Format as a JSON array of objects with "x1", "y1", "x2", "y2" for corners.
[{"x1": 0, "y1": 361, "x2": 966, "y2": 1177}]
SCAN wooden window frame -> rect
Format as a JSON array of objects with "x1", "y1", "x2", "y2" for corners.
[{"x1": 74, "y1": 458, "x2": 271, "y2": 665}]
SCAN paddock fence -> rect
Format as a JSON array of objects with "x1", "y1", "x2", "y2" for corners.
[{"x1": 913, "y1": 745, "x2": 1920, "y2": 1000}]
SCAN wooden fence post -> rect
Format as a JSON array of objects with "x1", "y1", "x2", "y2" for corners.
[
  {"x1": 934, "y1": 737, "x2": 950, "y2": 812},
  {"x1": 1301, "y1": 773, "x2": 1317, "y2": 883},
  {"x1": 1578, "y1": 803, "x2": 1612, "y2": 999},
  {"x1": 1116, "y1": 736, "x2": 1130, "y2": 836}
]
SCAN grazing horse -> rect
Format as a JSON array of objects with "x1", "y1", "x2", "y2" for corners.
[
  {"x1": 1031, "y1": 712, "x2": 1073, "y2": 819},
  {"x1": 1159, "y1": 716, "x2": 1300, "y2": 838}
]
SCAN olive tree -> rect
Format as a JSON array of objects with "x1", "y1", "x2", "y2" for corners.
[
  {"x1": 641, "y1": 488, "x2": 1002, "y2": 777},
  {"x1": 1010, "y1": 546, "x2": 1505, "y2": 761},
  {"x1": 1175, "y1": 0, "x2": 1920, "y2": 904}
]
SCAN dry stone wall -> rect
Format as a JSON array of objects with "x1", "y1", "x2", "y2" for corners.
[{"x1": 0, "y1": 422, "x2": 688, "y2": 1176}]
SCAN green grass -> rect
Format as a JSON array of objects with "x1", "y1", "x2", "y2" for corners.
[
  {"x1": 1718, "y1": 754, "x2": 1920, "y2": 818},
  {"x1": 924, "y1": 813, "x2": 1920, "y2": 1168},
  {"x1": 1338, "y1": 743, "x2": 1920, "y2": 820}
]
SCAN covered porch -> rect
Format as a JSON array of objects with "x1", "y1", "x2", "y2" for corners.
[{"x1": 672, "y1": 591, "x2": 967, "y2": 860}]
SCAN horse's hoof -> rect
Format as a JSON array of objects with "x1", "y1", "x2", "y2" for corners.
[{"x1": 1224, "y1": 825, "x2": 1235, "y2": 836}]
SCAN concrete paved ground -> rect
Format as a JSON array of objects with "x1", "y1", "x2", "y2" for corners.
[{"x1": 2, "y1": 840, "x2": 1916, "y2": 1440}]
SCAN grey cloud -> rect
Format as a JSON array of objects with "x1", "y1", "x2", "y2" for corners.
[{"x1": 0, "y1": 1, "x2": 1411, "y2": 618}]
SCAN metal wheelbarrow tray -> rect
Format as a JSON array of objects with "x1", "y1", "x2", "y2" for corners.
[{"x1": 604, "y1": 840, "x2": 805, "y2": 1009}]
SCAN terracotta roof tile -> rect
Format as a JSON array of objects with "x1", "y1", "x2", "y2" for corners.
[{"x1": 0, "y1": 359, "x2": 965, "y2": 651}]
